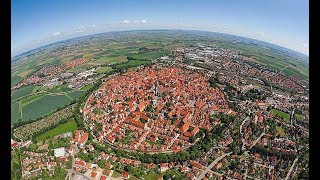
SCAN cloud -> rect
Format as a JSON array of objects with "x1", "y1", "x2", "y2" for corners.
[
  {"x1": 302, "y1": 42, "x2": 309, "y2": 48},
  {"x1": 121, "y1": 20, "x2": 130, "y2": 24},
  {"x1": 255, "y1": 32, "x2": 265, "y2": 36},
  {"x1": 141, "y1": 20, "x2": 147, "y2": 23},
  {"x1": 52, "y1": 32, "x2": 61, "y2": 36},
  {"x1": 75, "y1": 30, "x2": 84, "y2": 33},
  {"x1": 88, "y1": 24, "x2": 96, "y2": 27}
]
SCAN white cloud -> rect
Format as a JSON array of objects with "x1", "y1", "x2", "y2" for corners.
[
  {"x1": 52, "y1": 32, "x2": 61, "y2": 36},
  {"x1": 302, "y1": 42, "x2": 309, "y2": 48},
  {"x1": 141, "y1": 20, "x2": 147, "y2": 23},
  {"x1": 255, "y1": 32, "x2": 265, "y2": 36},
  {"x1": 75, "y1": 30, "x2": 84, "y2": 33},
  {"x1": 121, "y1": 20, "x2": 130, "y2": 24},
  {"x1": 88, "y1": 24, "x2": 96, "y2": 27}
]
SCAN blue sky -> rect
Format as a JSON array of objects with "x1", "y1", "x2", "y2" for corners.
[{"x1": 11, "y1": 0, "x2": 309, "y2": 56}]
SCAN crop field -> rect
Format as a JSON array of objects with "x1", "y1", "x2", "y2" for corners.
[
  {"x1": 11, "y1": 75, "x2": 23, "y2": 85},
  {"x1": 21, "y1": 94, "x2": 73, "y2": 122},
  {"x1": 271, "y1": 109, "x2": 290, "y2": 120},
  {"x1": 12, "y1": 104, "x2": 77, "y2": 140},
  {"x1": 96, "y1": 66, "x2": 113, "y2": 74},
  {"x1": 11, "y1": 85, "x2": 37, "y2": 101},
  {"x1": 17, "y1": 69, "x2": 34, "y2": 77},
  {"x1": 11, "y1": 94, "x2": 74, "y2": 124},
  {"x1": 67, "y1": 63, "x2": 96, "y2": 72},
  {"x1": 80, "y1": 84, "x2": 94, "y2": 91},
  {"x1": 60, "y1": 84, "x2": 73, "y2": 92},
  {"x1": 11, "y1": 101, "x2": 20, "y2": 117},
  {"x1": 20, "y1": 93, "x2": 46, "y2": 106},
  {"x1": 67, "y1": 91, "x2": 86, "y2": 100},
  {"x1": 129, "y1": 50, "x2": 169, "y2": 60},
  {"x1": 35, "y1": 119, "x2": 77, "y2": 142},
  {"x1": 94, "y1": 55, "x2": 128, "y2": 65},
  {"x1": 115, "y1": 60, "x2": 152, "y2": 70}
]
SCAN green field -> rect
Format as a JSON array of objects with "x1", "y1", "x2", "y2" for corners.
[
  {"x1": 17, "y1": 94, "x2": 73, "y2": 123},
  {"x1": 94, "y1": 55, "x2": 128, "y2": 65},
  {"x1": 146, "y1": 172, "x2": 162, "y2": 180},
  {"x1": 11, "y1": 85, "x2": 37, "y2": 101},
  {"x1": 80, "y1": 84, "x2": 94, "y2": 91},
  {"x1": 20, "y1": 93, "x2": 46, "y2": 106},
  {"x1": 11, "y1": 101, "x2": 20, "y2": 117},
  {"x1": 35, "y1": 119, "x2": 77, "y2": 142},
  {"x1": 275, "y1": 126, "x2": 285, "y2": 137},
  {"x1": 11, "y1": 75, "x2": 23, "y2": 85},
  {"x1": 96, "y1": 66, "x2": 113, "y2": 74},
  {"x1": 60, "y1": 84, "x2": 73, "y2": 92},
  {"x1": 130, "y1": 50, "x2": 169, "y2": 60},
  {"x1": 270, "y1": 109, "x2": 290, "y2": 120},
  {"x1": 67, "y1": 91, "x2": 86, "y2": 100},
  {"x1": 11, "y1": 88, "x2": 85, "y2": 124},
  {"x1": 115, "y1": 60, "x2": 152, "y2": 70}
]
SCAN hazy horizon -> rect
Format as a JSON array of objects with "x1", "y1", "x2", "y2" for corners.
[{"x1": 12, "y1": 0, "x2": 308, "y2": 56}]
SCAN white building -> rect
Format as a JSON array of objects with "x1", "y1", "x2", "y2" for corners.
[{"x1": 54, "y1": 147, "x2": 66, "y2": 157}]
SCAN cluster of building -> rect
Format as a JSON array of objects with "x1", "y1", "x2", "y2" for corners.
[
  {"x1": 21, "y1": 151, "x2": 68, "y2": 178},
  {"x1": 82, "y1": 65, "x2": 234, "y2": 152},
  {"x1": 11, "y1": 58, "x2": 91, "y2": 91},
  {"x1": 181, "y1": 45, "x2": 307, "y2": 94}
]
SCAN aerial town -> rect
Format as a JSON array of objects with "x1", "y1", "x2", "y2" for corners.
[{"x1": 11, "y1": 40, "x2": 309, "y2": 180}]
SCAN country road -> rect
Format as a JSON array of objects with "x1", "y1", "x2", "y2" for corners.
[
  {"x1": 249, "y1": 132, "x2": 265, "y2": 149},
  {"x1": 284, "y1": 156, "x2": 299, "y2": 180},
  {"x1": 240, "y1": 117, "x2": 249, "y2": 135},
  {"x1": 196, "y1": 152, "x2": 232, "y2": 180}
]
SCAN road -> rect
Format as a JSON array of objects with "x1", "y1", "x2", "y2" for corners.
[
  {"x1": 290, "y1": 108, "x2": 295, "y2": 126},
  {"x1": 240, "y1": 117, "x2": 249, "y2": 135},
  {"x1": 167, "y1": 134, "x2": 180, "y2": 149},
  {"x1": 249, "y1": 132, "x2": 265, "y2": 149},
  {"x1": 284, "y1": 156, "x2": 299, "y2": 180},
  {"x1": 196, "y1": 152, "x2": 232, "y2": 180}
]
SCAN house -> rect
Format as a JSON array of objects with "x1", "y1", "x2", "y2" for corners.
[
  {"x1": 78, "y1": 132, "x2": 89, "y2": 147},
  {"x1": 159, "y1": 163, "x2": 169, "y2": 172},
  {"x1": 121, "y1": 171, "x2": 129, "y2": 179},
  {"x1": 54, "y1": 147, "x2": 66, "y2": 157}
]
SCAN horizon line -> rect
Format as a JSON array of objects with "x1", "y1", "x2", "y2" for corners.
[{"x1": 11, "y1": 28, "x2": 309, "y2": 59}]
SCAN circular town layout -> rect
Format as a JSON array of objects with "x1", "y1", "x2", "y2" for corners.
[{"x1": 82, "y1": 65, "x2": 234, "y2": 153}]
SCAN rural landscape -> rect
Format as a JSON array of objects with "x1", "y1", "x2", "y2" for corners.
[{"x1": 11, "y1": 30, "x2": 309, "y2": 180}]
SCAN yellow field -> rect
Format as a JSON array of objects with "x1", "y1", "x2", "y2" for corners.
[{"x1": 18, "y1": 69, "x2": 34, "y2": 77}]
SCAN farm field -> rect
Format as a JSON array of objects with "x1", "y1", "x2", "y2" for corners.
[
  {"x1": 67, "y1": 91, "x2": 86, "y2": 100},
  {"x1": 270, "y1": 109, "x2": 290, "y2": 120},
  {"x1": 129, "y1": 50, "x2": 169, "y2": 60},
  {"x1": 115, "y1": 60, "x2": 152, "y2": 70},
  {"x1": 35, "y1": 119, "x2": 77, "y2": 142},
  {"x1": 21, "y1": 94, "x2": 73, "y2": 122},
  {"x1": 12, "y1": 104, "x2": 77, "y2": 140},
  {"x1": 80, "y1": 84, "x2": 94, "y2": 91},
  {"x1": 11, "y1": 75, "x2": 23, "y2": 85},
  {"x1": 94, "y1": 55, "x2": 128, "y2": 65},
  {"x1": 96, "y1": 66, "x2": 113, "y2": 74},
  {"x1": 11, "y1": 85, "x2": 38, "y2": 101}
]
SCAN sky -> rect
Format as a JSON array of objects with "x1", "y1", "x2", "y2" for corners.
[{"x1": 11, "y1": 0, "x2": 309, "y2": 57}]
